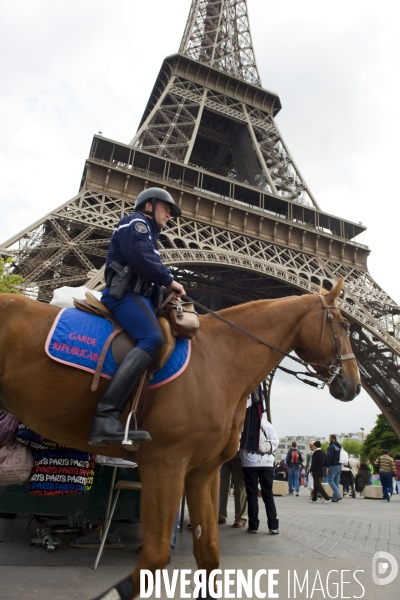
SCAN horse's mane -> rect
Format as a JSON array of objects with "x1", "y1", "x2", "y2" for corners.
[
  {"x1": 200, "y1": 283, "x2": 338, "y2": 323},
  {"x1": 209, "y1": 294, "x2": 303, "y2": 320}
]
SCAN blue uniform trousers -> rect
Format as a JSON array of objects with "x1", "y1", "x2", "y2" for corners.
[{"x1": 101, "y1": 290, "x2": 163, "y2": 359}]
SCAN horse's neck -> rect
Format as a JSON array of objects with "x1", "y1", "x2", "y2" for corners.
[
  {"x1": 211, "y1": 295, "x2": 312, "y2": 398},
  {"x1": 220, "y1": 295, "x2": 309, "y2": 348}
]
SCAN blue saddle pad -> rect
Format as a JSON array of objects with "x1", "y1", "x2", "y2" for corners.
[
  {"x1": 46, "y1": 307, "x2": 190, "y2": 387},
  {"x1": 149, "y1": 336, "x2": 190, "y2": 389}
]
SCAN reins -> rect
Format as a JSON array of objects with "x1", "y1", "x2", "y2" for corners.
[{"x1": 183, "y1": 294, "x2": 355, "y2": 391}]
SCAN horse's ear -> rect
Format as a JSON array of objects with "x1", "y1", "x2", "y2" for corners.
[{"x1": 326, "y1": 278, "x2": 344, "y2": 304}]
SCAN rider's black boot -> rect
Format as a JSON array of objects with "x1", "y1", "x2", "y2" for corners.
[{"x1": 88, "y1": 347, "x2": 153, "y2": 446}]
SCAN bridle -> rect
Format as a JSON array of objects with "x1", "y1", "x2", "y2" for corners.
[
  {"x1": 277, "y1": 294, "x2": 355, "y2": 389},
  {"x1": 184, "y1": 294, "x2": 356, "y2": 391}
]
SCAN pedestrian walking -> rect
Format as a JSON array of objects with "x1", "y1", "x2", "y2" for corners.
[
  {"x1": 286, "y1": 441, "x2": 303, "y2": 496},
  {"x1": 240, "y1": 389, "x2": 280, "y2": 535},
  {"x1": 300, "y1": 466, "x2": 306, "y2": 487},
  {"x1": 326, "y1": 434, "x2": 343, "y2": 502},
  {"x1": 348, "y1": 454, "x2": 359, "y2": 478},
  {"x1": 219, "y1": 452, "x2": 248, "y2": 528},
  {"x1": 374, "y1": 449, "x2": 396, "y2": 501},
  {"x1": 395, "y1": 454, "x2": 400, "y2": 496},
  {"x1": 309, "y1": 441, "x2": 331, "y2": 503}
]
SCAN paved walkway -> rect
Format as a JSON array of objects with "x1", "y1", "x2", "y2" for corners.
[{"x1": 0, "y1": 486, "x2": 399, "y2": 599}]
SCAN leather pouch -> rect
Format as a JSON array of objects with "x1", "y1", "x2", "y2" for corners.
[{"x1": 163, "y1": 301, "x2": 199, "y2": 339}]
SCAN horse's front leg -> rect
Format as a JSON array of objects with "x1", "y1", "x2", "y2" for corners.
[
  {"x1": 133, "y1": 461, "x2": 185, "y2": 593},
  {"x1": 185, "y1": 466, "x2": 220, "y2": 599},
  {"x1": 93, "y1": 461, "x2": 184, "y2": 600}
]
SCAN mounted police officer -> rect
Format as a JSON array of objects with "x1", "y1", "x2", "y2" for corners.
[{"x1": 88, "y1": 187, "x2": 185, "y2": 447}]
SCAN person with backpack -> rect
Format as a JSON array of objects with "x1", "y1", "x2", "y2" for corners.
[
  {"x1": 240, "y1": 388, "x2": 280, "y2": 534},
  {"x1": 326, "y1": 434, "x2": 343, "y2": 502},
  {"x1": 286, "y1": 441, "x2": 303, "y2": 496}
]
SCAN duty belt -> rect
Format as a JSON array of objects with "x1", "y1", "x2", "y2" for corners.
[{"x1": 106, "y1": 262, "x2": 155, "y2": 299}]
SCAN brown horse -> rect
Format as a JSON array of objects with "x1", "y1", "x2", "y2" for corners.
[{"x1": 0, "y1": 278, "x2": 360, "y2": 599}]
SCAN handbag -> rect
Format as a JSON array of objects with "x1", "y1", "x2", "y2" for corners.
[
  {"x1": 259, "y1": 424, "x2": 273, "y2": 455},
  {"x1": 0, "y1": 410, "x2": 19, "y2": 447},
  {"x1": 339, "y1": 447, "x2": 349, "y2": 465},
  {"x1": 161, "y1": 300, "x2": 199, "y2": 340},
  {"x1": 0, "y1": 439, "x2": 33, "y2": 486}
]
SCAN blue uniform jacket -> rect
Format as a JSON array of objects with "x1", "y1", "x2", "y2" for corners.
[{"x1": 105, "y1": 212, "x2": 173, "y2": 289}]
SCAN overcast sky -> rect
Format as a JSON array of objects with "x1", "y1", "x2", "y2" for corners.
[{"x1": 1, "y1": 0, "x2": 398, "y2": 439}]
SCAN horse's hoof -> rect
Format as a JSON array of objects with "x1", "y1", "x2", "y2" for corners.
[{"x1": 91, "y1": 575, "x2": 134, "y2": 600}]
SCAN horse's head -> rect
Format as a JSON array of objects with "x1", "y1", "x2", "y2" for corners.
[{"x1": 295, "y1": 278, "x2": 361, "y2": 401}]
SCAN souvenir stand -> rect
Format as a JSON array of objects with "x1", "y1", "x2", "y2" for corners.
[{"x1": 0, "y1": 461, "x2": 141, "y2": 551}]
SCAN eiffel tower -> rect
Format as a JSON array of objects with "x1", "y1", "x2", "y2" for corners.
[{"x1": 1, "y1": 0, "x2": 400, "y2": 434}]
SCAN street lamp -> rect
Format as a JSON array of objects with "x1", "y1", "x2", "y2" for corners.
[{"x1": 360, "y1": 427, "x2": 364, "y2": 442}]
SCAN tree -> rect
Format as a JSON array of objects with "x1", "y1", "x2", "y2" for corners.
[
  {"x1": 342, "y1": 439, "x2": 363, "y2": 457},
  {"x1": 0, "y1": 257, "x2": 24, "y2": 294},
  {"x1": 320, "y1": 439, "x2": 362, "y2": 457},
  {"x1": 362, "y1": 414, "x2": 400, "y2": 461}
]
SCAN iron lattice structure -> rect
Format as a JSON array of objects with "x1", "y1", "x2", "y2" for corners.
[
  {"x1": 180, "y1": 0, "x2": 261, "y2": 85},
  {"x1": 1, "y1": 0, "x2": 400, "y2": 434}
]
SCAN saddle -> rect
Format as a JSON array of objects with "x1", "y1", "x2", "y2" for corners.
[
  {"x1": 73, "y1": 292, "x2": 176, "y2": 380},
  {"x1": 73, "y1": 292, "x2": 176, "y2": 429}
]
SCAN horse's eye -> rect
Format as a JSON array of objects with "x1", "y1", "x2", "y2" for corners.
[{"x1": 340, "y1": 321, "x2": 349, "y2": 332}]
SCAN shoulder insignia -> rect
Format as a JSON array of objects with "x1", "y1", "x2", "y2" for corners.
[{"x1": 134, "y1": 222, "x2": 148, "y2": 234}]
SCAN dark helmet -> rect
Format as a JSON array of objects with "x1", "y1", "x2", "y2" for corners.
[{"x1": 134, "y1": 187, "x2": 181, "y2": 217}]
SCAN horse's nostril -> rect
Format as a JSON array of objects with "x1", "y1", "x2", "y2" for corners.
[{"x1": 356, "y1": 383, "x2": 361, "y2": 396}]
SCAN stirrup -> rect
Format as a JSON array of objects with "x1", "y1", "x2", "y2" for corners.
[
  {"x1": 122, "y1": 412, "x2": 139, "y2": 451},
  {"x1": 122, "y1": 370, "x2": 147, "y2": 451}
]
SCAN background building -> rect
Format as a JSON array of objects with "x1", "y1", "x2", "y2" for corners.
[{"x1": 275, "y1": 431, "x2": 365, "y2": 462}]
